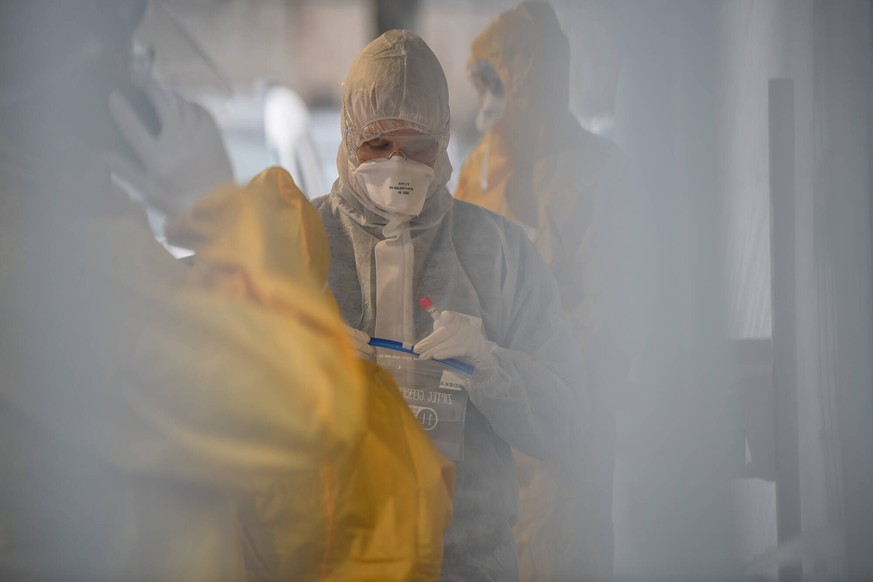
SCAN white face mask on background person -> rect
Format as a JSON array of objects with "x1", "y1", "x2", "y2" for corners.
[
  {"x1": 353, "y1": 154, "x2": 435, "y2": 217},
  {"x1": 475, "y1": 89, "x2": 505, "y2": 133}
]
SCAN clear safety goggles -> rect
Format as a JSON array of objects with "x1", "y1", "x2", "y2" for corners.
[
  {"x1": 468, "y1": 59, "x2": 504, "y2": 97},
  {"x1": 356, "y1": 130, "x2": 441, "y2": 164}
]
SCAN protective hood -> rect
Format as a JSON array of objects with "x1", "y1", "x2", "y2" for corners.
[
  {"x1": 456, "y1": 2, "x2": 586, "y2": 228},
  {"x1": 332, "y1": 29, "x2": 453, "y2": 235},
  {"x1": 166, "y1": 166, "x2": 330, "y2": 297},
  {"x1": 469, "y1": 1, "x2": 572, "y2": 141}
]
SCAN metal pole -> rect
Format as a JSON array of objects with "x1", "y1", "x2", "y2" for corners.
[{"x1": 769, "y1": 77, "x2": 802, "y2": 582}]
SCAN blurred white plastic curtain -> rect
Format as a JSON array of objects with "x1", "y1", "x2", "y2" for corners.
[
  {"x1": 133, "y1": 0, "x2": 232, "y2": 99},
  {"x1": 804, "y1": 3, "x2": 873, "y2": 579},
  {"x1": 611, "y1": 0, "x2": 873, "y2": 580},
  {"x1": 718, "y1": 2, "x2": 873, "y2": 579},
  {"x1": 264, "y1": 85, "x2": 325, "y2": 198},
  {"x1": 716, "y1": 3, "x2": 810, "y2": 577},
  {"x1": 611, "y1": 2, "x2": 743, "y2": 580}
]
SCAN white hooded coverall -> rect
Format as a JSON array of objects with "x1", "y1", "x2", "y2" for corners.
[{"x1": 313, "y1": 29, "x2": 582, "y2": 582}]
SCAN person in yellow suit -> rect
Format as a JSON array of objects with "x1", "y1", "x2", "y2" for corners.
[
  {"x1": 455, "y1": 3, "x2": 629, "y2": 580},
  {"x1": 167, "y1": 166, "x2": 456, "y2": 581},
  {"x1": 0, "y1": 2, "x2": 369, "y2": 580}
]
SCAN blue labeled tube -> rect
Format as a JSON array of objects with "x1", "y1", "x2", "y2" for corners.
[{"x1": 368, "y1": 337, "x2": 476, "y2": 376}]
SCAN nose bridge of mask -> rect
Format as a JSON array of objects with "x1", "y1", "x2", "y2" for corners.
[
  {"x1": 387, "y1": 150, "x2": 407, "y2": 160},
  {"x1": 353, "y1": 156, "x2": 435, "y2": 217}
]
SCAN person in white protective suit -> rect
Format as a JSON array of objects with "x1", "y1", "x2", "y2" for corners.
[
  {"x1": 313, "y1": 29, "x2": 583, "y2": 582},
  {"x1": 0, "y1": 2, "x2": 367, "y2": 579}
]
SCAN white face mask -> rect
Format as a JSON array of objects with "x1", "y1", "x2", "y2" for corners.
[
  {"x1": 353, "y1": 155, "x2": 435, "y2": 217},
  {"x1": 475, "y1": 89, "x2": 505, "y2": 133}
]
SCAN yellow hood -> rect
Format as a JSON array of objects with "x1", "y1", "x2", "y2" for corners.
[
  {"x1": 166, "y1": 166, "x2": 330, "y2": 302},
  {"x1": 469, "y1": 1, "x2": 571, "y2": 137},
  {"x1": 457, "y1": 2, "x2": 585, "y2": 228}
]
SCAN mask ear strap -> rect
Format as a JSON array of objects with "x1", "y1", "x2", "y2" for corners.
[{"x1": 480, "y1": 134, "x2": 491, "y2": 191}]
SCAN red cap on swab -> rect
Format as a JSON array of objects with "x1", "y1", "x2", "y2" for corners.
[{"x1": 419, "y1": 296, "x2": 434, "y2": 310}]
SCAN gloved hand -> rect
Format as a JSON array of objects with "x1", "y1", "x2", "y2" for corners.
[
  {"x1": 107, "y1": 81, "x2": 234, "y2": 219},
  {"x1": 345, "y1": 324, "x2": 376, "y2": 359},
  {"x1": 414, "y1": 311, "x2": 496, "y2": 369}
]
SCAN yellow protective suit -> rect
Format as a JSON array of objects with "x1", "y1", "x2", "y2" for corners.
[
  {"x1": 455, "y1": 3, "x2": 628, "y2": 581},
  {"x1": 168, "y1": 167, "x2": 455, "y2": 582},
  {"x1": 0, "y1": 142, "x2": 366, "y2": 580}
]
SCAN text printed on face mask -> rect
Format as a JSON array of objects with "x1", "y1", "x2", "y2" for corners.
[{"x1": 389, "y1": 182, "x2": 413, "y2": 195}]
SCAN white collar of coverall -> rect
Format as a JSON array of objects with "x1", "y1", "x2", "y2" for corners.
[{"x1": 331, "y1": 180, "x2": 453, "y2": 239}]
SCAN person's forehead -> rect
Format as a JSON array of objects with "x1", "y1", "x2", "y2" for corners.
[
  {"x1": 363, "y1": 118, "x2": 425, "y2": 136},
  {"x1": 382, "y1": 128, "x2": 425, "y2": 137},
  {"x1": 359, "y1": 120, "x2": 437, "y2": 147}
]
